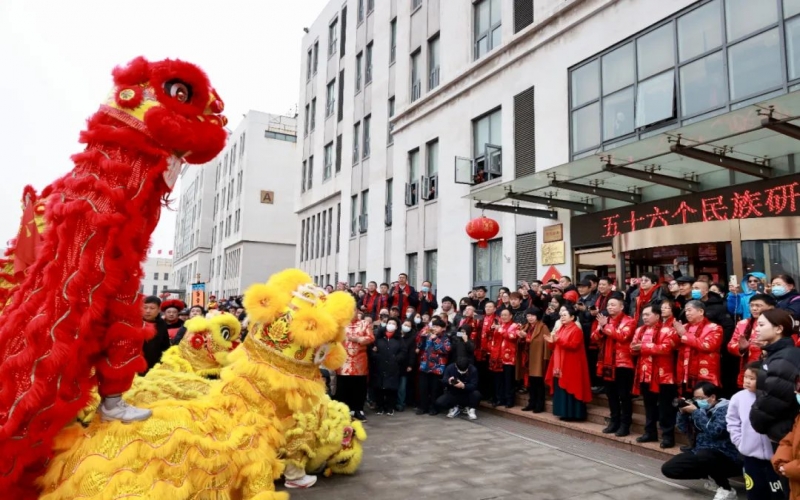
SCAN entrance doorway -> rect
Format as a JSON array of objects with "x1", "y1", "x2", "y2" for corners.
[{"x1": 623, "y1": 242, "x2": 732, "y2": 285}]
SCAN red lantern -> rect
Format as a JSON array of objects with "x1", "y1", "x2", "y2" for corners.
[{"x1": 466, "y1": 216, "x2": 499, "y2": 248}]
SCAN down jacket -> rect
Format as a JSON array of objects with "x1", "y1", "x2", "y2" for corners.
[{"x1": 750, "y1": 337, "x2": 800, "y2": 443}]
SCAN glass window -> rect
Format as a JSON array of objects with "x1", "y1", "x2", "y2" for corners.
[
  {"x1": 390, "y1": 19, "x2": 397, "y2": 63},
  {"x1": 601, "y1": 43, "x2": 634, "y2": 95},
  {"x1": 742, "y1": 239, "x2": 800, "y2": 281},
  {"x1": 363, "y1": 115, "x2": 371, "y2": 158},
  {"x1": 424, "y1": 250, "x2": 438, "y2": 289},
  {"x1": 474, "y1": 0, "x2": 501, "y2": 59},
  {"x1": 407, "y1": 253, "x2": 418, "y2": 289},
  {"x1": 728, "y1": 28, "x2": 782, "y2": 100},
  {"x1": 786, "y1": 16, "x2": 800, "y2": 79},
  {"x1": 786, "y1": 0, "x2": 800, "y2": 18},
  {"x1": 426, "y1": 140, "x2": 438, "y2": 176},
  {"x1": 637, "y1": 24, "x2": 675, "y2": 80},
  {"x1": 678, "y1": 0, "x2": 722, "y2": 62},
  {"x1": 571, "y1": 60, "x2": 599, "y2": 107},
  {"x1": 365, "y1": 43, "x2": 373, "y2": 84},
  {"x1": 324, "y1": 142, "x2": 333, "y2": 180},
  {"x1": 603, "y1": 88, "x2": 634, "y2": 140},
  {"x1": 572, "y1": 102, "x2": 601, "y2": 152},
  {"x1": 473, "y1": 239, "x2": 502, "y2": 297},
  {"x1": 725, "y1": 0, "x2": 778, "y2": 42},
  {"x1": 360, "y1": 190, "x2": 369, "y2": 214},
  {"x1": 355, "y1": 52, "x2": 363, "y2": 92},
  {"x1": 635, "y1": 70, "x2": 675, "y2": 128},
  {"x1": 328, "y1": 19, "x2": 338, "y2": 56},
  {"x1": 680, "y1": 51, "x2": 726, "y2": 115},
  {"x1": 409, "y1": 149, "x2": 420, "y2": 181},
  {"x1": 353, "y1": 122, "x2": 360, "y2": 163},
  {"x1": 350, "y1": 194, "x2": 358, "y2": 236},
  {"x1": 428, "y1": 36, "x2": 440, "y2": 90}
]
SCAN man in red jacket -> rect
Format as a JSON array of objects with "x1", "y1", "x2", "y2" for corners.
[
  {"x1": 391, "y1": 273, "x2": 418, "y2": 314},
  {"x1": 592, "y1": 294, "x2": 636, "y2": 437}
]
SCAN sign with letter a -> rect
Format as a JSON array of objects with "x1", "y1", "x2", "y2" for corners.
[{"x1": 260, "y1": 190, "x2": 274, "y2": 204}]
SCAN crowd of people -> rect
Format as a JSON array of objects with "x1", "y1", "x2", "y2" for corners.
[{"x1": 328, "y1": 270, "x2": 800, "y2": 500}]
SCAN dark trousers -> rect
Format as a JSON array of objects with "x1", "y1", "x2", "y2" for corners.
[
  {"x1": 476, "y1": 360, "x2": 492, "y2": 399},
  {"x1": 641, "y1": 383, "x2": 677, "y2": 439},
  {"x1": 587, "y1": 348, "x2": 601, "y2": 387},
  {"x1": 661, "y1": 449, "x2": 742, "y2": 490},
  {"x1": 418, "y1": 372, "x2": 443, "y2": 412},
  {"x1": 493, "y1": 365, "x2": 516, "y2": 406},
  {"x1": 435, "y1": 389, "x2": 482, "y2": 410},
  {"x1": 606, "y1": 367, "x2": 634, "y2": 425},
  {"x1": 743, "y1": 456, "x2": 785, "y2": 500},
  {"x1": 335, "y1": 375, "x2": 367, "y2": 414},
  {"x1": 526, "y1": 376, "x2": 546, "y2": 412},
  {"x1": 376, "y1": 388, "x2": 397, "y2": 412}
]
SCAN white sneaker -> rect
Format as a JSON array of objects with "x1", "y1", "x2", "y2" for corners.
[
  {"x1": 703, "y1": 479, "x2": 718, "y2": 492},
  {"x1": 467, "y1": 408, "x2": 477, "y2": 420},
  {"x1": 447, "y1": 406, "x2": 461, "y2": 418},
  {"x1": 712, "y1": 486, "x2": 737, "y2": 500},
  {"x1": 99, "y1": 397, "x2": 152, "y2": 423},
  {"x1": 285, "y1": 474, "x2": 317, "y2": 489}
]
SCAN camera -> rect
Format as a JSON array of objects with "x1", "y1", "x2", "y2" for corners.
[{"x1": 672, "y1": 397, "x2": 696, "y2": 409}]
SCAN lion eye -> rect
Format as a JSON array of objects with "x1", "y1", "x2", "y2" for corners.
[
  {"x1": 221, "y1": 327, "x2": 230, "y2": 341},
  {"x1": 164, "y1": 80, "x2": 192, "y2": 103}
]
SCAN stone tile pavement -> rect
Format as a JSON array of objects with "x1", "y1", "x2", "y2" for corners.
[{"x1": 284, "y1": 410, "x2": 718, "y2": 500}]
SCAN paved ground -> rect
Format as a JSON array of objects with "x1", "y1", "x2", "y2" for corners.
[{"x1": 285, "y1": 409, "x2": 717, "y2": 500}]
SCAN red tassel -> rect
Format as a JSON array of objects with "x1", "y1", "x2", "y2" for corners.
[{"x1": 477, "y1": 240, "x2": 488, "y2": 249}]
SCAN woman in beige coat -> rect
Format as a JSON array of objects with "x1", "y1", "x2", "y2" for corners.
[{"x1": 521, "y1": 307, "x2": 551, "y2": 412}]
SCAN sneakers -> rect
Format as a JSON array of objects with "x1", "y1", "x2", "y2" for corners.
[
  {"x1": 386, "y1": 410, "x2": 394, "y2": 416},
  {"x1": 285, "y1": 475, "x2": 317, "y2": 489},
  {"x1": 467, "y1": 408, "x2": 477, "y2": 420},
  {"x1": 99, "y1": 396, "x2": 152, "y2": 423},
  {"x1": 703, "y1": 479, "x2": 719, "y2": 493},
  {"x1": 447, "y1": 406, "x2": 462, "y2": 418},
  {"x1": 376, "y1": 409, "x2": 384, "y2": 415},
  {"x1": 712, "y1": 486, "x2": 737, "y2": 500}
]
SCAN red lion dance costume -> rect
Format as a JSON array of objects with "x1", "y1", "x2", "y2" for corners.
[{"x1": 0, "y1": 57, "x2": 227, "y2": 497}]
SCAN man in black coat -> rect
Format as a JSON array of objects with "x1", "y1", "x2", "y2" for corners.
[
  {"x1": 141, "y1": 295, "x2": 170, "y2": 373},
  {"x1": 436, "y1": 357, "x2": 481, "y2": 420},
  {"x1": 370, "y1": 318, "x2": 406, "y2": 416}
]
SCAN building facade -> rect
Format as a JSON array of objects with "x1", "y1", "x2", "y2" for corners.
[
  {"x1": 141, "y1": 256, "x2": 174, "y2": 298},
  {"x1": 297, "y1": 0, "x2": 800, "y2": 295}
]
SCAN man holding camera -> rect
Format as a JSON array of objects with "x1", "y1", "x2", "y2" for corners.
[
  {"x1": 436, "y1": 357, "x2": 481, "y2": 420},
  {"x1": 661, "y1": 382, "x2": 741, "y2": 500}
]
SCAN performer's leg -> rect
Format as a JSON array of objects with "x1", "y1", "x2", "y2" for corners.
[
  {"x1": 284, "y1": 462, "x2": 317, "y2": 489},
  {"x1": 96, "y1": 325, "x2": 151, "y2": 423}
]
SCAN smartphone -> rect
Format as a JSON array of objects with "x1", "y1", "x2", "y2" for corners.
[
  {"x1": 590, "y1": 305, "x2": 598, "y2": 311},
  {"x1": 757, "y1": 278, "x2": 766, "y2": 293},
  {"x1": 729, "y1": 275, "x2": 738, "y2": 289}
]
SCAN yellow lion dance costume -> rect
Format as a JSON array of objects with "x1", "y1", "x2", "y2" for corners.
[{"x1": 39, "y1": 269, "x2": 365, "y2": 499}]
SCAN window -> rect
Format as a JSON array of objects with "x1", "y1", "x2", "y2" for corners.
[
  {"x1": 321, "y1": 210, "x2": 327, "y2": 256},
  {"x1": 348, "y1": 272, "x2": 356, "y2": 285},
  {"x1": 300, "y1": 219, "x2": 306, "y2": 261},
  {"x1": 513, "y1": 0, "x2": 534, "y2": 33},
  {"x1": 340, "y1": 6, "x2": 348, "y2": 56},
  {"x1": 390, "y1": 19, "x2": 397, "y2": 63},
  {"x1": 358, "y1": 0, "x2": 364, "y2": 23},
  {"x1": 304, "y1": 105, "x2": 309, "y2": 136},
  {"x1": 310, "y1": 98, "x2": 317, "y2": 131},
  {"x1": 359, "y1": 189, "x2": 369, "y2": 233},
  {"x1": 350, "y1": 194, "x2": 358, "y2": 236},
  {"x1": 234, "y1": 209, "x2": 241, "y2": 232},
  {"x1": 264, "y1": 131, "x2": 297, "y2": 143},
  {"x1": 473, "y1": 239, "x2": 503, "y2": 298},
  {"x1": 326, "y1": 79, "x2": 336, "y2": 117},
  {"x1": 313, "y1": 41, "x2": 319, "y2": 73},
  {"x1": 328, "y1": 18, "x2": 338, "y2": 56},
  {"x1": 335, "y1": 134, "x2": 343, "y2": 173},
  {"x1": 411, "y1": 51, "x2": 421, "y2": 101},
  {"x1": 154, "y1": 272, "x2": 159, "y2": 280},
  {"x1": 406, "y1": 149, "x2": 420, "y2": 207},
  {"x1": 315, "y1": 213, "x2": 321, "y2": 258},
  {"x1": 327, "y1": 207, "x2": 333, "y2": 255},
  {"x1": 164, "y1": 272, "x2": 169, "y2": 281},
  {"x1": 385, "y1": 178, "x2": 393, "y2": 227},
  {"x1": 355, "y1": 52, "x2": 363, "y2": 93},
  {"x1": 387, "y1": 97, "x2": 396, "y2": 144},
  {"x1": 324, "y1": 142, "x2": 333, "y2": 180},
  {"x1": 365, "y1": 43, "x2": 374, "y2": 84},
  {"x1": 306, "y1": 47, "x2": 313, "y2": 81},
  {"x1": 337, "y1": 69, "x2": 345, "y2": 121},
  {"x1": 412, "y1": 0, "x2": 422, "y2": 10},
  {"x1": 407, "y1": 253, "x2": 418, "y2": 288},
  {"x1": 474, "y1": 0, "x2": 502, "y2": 60},
  {"x1": 428, "y1": 35, "x2": 440, "y2": 90},
  {"x1": 455, "y1": 108, "x2": 502, "y2": 185},
  {"x1": 336, "y1": 203, "x2": 341, "y2": 252},
  {"x1": 422, "y1": 140, "x2": 438, "y2": 200},
  {"x1": 307, "y1": 155, "x2": 314, "y2": 190},
  {"x1": 152, "y1": 285, "x2": 158, "y2": 296},
  {"x1": 424, "y1": 250, "x2": 437, "y2": 290},
  {"x1": 368, "y1": 0, "x2": 374, "y2": 13},
  {"x1": 362, "y1": 115, "x2": 371, "y2": 158},
  {"x1": 353, "y1": 122, "x2": 361, "y2": 164}
]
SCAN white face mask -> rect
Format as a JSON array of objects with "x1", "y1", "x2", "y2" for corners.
[
  {"x1": 386, "y1": 324, "x2": 397, "y2": 332},
  {"x1": 401, "y1": 325, "x2": 412, "y2": 333}
]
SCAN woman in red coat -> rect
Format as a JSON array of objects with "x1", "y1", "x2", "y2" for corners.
[
  {"x1": 726, "y1": 293, "x2": 774, "y2": 387},
  {"x1": 545, "y1": 305, "x2": 592, "y2": 421}
]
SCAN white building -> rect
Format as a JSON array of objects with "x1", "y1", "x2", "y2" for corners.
[
  {"x1": 194, "y1": 111, "x2": 300, "y2": 299},
  {"x1": 140, "y1": 256, "x2": 174, "y2": 298},
  {"x1": 297, "y1": 0, "x2": 800, "y2": 295}
]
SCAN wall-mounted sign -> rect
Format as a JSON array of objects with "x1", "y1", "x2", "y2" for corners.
[
  {"x1": 543, "y1": 223, "x2": 563, "y2": 243},
  {"x1": 191, "y1": 283, "x2": 205, "y2": 306},
  {"x1": 541, "y1": 265, "x2": 563, "y2": 282},
  {"x1": 541, "y1": 241, "x2": 566, "y2": 265},
  {"x1": 260, "y1": 190, "x2": 274, "y2": 204},
  {"x1": 570, "y1": 177, "x2": 799, "y2": 247}
]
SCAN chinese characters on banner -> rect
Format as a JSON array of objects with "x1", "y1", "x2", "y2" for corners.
[{"x1": 570, "y1": 178, "x2": 800, "y2": 247}]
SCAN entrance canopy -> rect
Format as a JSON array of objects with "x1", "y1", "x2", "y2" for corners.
[{"x1": 467, "y1": 91, "x2": 800, "y2": 214}]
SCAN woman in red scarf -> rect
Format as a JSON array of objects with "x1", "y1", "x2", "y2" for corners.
[{"x1": 545, "y1": 305, "x2": 592, "y2": 421}]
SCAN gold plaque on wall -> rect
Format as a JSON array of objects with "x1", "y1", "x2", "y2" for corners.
[
  {"x1": 260, "y1": 190, "x2": 274, "y2": 204},
  {"x1": 541, "y1": 241, "x2": 566, "y2": 265},
  {"x1": 543, "y1": 223, "x2": 563, "y2": 243}
]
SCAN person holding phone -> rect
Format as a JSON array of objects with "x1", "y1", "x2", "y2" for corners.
[{"x1": 727, "y1": 272, "x2": 768, "y2": 321}]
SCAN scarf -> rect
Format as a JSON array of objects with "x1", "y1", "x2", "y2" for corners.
[
  {"x1": 640, "y1": 324, "x2": 659, "y2": 392},
  {"x1": 598, "y1": 314, "x2": 624, "y2": 381},
  {"x1": 634, "y1": 286, "x2": 657, "y2": 324}
]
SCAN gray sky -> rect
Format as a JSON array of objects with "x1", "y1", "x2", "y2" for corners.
[{"x1": 0, "y1": 0, "x2": 326, "y2": 252}]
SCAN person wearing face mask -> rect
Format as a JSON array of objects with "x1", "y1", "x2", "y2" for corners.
[
  {"x1": 404, "y1": 306, "x2": 417, "y2": 324},
  {"x1": 416, "y1": 318, "x2": 452, "y2": 415},
  {"x1": 772, "y1": 274, "x2": 800, "y2": 322},
  {"x1": 674, "y1": 275, "x2": 696, "y2": 310},
  {"x1": 417, "y1": 280, "x2": 438, "y2": 317},
  {"x1": 661, "y1": 382, "x2": 741, "y2": 500},
  {"x1": 369, "y1": 318, "x2": 406, "y2": 416},
  {"x1": 396, "y1": 319, "x2": 418, "y2": 412},
  {"x1": 437, "y1": 357, "x2": 481, "y2": 421}
]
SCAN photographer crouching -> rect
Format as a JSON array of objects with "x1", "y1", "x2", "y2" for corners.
[
  {"x1": 661, "y1": 382, "x2": 742, "y2": 500},
  {"x1": 436, "y1": 357, "x2": 481, "y2": 420}
]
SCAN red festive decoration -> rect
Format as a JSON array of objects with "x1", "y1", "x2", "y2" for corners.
[
  {"x1": 465, "y1": 216, "x2": 499, "y2": 248},
  {"x1": 190, "y1": 333, "x2": 205, "y2": 350}
]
